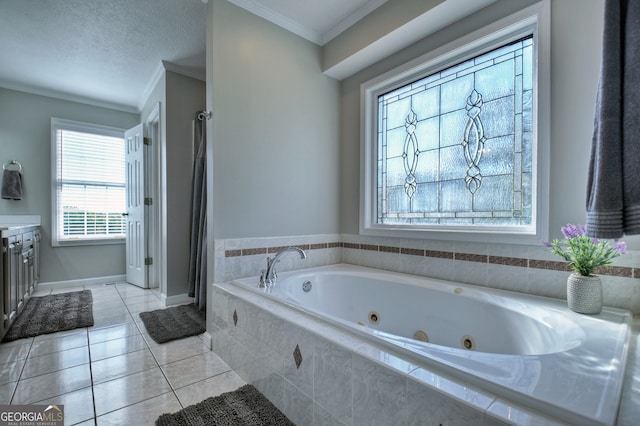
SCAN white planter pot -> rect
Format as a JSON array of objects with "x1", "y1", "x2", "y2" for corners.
[{"x1": 566, "y1": 273, "x2": 603, "y2": 314}]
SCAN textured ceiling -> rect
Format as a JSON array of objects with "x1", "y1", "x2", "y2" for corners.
[
  {"x1": 0, "y1": 0, "x2": 208, "y2": 112},
  {"x1": 0, "y1": 0, "x2": 386, "y2": 112}
]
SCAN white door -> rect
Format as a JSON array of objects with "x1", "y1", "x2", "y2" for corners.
[{"x1": 125, "y1": 124, "x2": 147, "y2": 288}]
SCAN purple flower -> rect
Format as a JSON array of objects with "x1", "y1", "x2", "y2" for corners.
[
  {"x1": 561, "y1": 223, "x2": 585, "y2": 239},
  {"x1": 544, "y1": 223, "x2": 626, "y2": 276},
  {"x1": 613, "y1": 241, "x2": 627, "y2": 255}
]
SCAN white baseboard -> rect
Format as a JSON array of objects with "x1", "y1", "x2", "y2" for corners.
[
  {"x1": 38, "y1": 275, "x2": 126, "y2": 291},
  {"x1": 161, "y1": 293, "x2": 194, "y2": 306},
  {"x1": 202, "y1": 331, "x2": 212, "y2": 350}
]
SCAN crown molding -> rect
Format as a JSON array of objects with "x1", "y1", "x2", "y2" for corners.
[
  {"x1": 0, "y1": 80, "x2": 138, "y2": 114},
  {"x1": 321, "y1": 0, "x2": 388, "y2": 45},
  {"x1": 227, "y1": 0, "x2": 389, "y2": 46},
  {"x1": 227, "y1": 0, "x2": 322, "y2": 44},
  {"x1": 161, "y1": 61, "x2": 206, "y2": 81},
  {"x1": 138, "y1": 61, "x2": 166, "y2": 112},
  {"x1": 138, "y1": 60, "x2": 206, "y2": 111}
]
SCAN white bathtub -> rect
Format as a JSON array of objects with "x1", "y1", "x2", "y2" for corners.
[{"x1": 231, "y1": 264, "x2": 631, "y2": 425}]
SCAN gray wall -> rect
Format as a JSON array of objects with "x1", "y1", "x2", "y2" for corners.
[
  {"x1": 208, "y1": 0, "x2": 341, "y2": 240},
  {"x1": 1, "y1": 69, "x2": 204, "y2": 292},
  {"x1": 323, "y1": 0, "x2": 445, "y2": 73},
  {"x1": 4, "y1": 0, "x2": 631, "y2": 287},
  {"x1": 0, "y1": 88, "x2": 139, "y2": 283},
  {"x1": 140, "y1": 69, "x2": 205, "y2": 297},
  {"x1": 338, "y1": 0, "x2": 640, "y2": 248},
  {"x1": 164, "y1": 71, "x2": 206, "y2": 297}
]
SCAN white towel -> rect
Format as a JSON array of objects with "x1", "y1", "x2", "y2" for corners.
[{"x1": 1, "y1": 169, "x2": 23, "y2": 200}]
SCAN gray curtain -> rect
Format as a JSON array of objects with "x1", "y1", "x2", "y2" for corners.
[
  {"x1": 188, "y1": 112, "x2": 207, "y2": 311},
  {"x1": 586, "y1": 0, "x2": 640, "y2": 238}
]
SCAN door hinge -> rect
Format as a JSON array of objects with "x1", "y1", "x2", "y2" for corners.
[
  {"x1": 144, "y1": 197, "x2": 153, "y2": 205},
  {"x1": 144, "y1": 137, "x2": 152, "y2": 145},
  {"x1": 145, "y1": 257, "x2": 153, "y2": 266}
]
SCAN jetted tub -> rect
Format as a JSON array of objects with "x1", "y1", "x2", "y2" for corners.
[{"x1": 232, "y1": 264, "x2": 631, "y2": 426}]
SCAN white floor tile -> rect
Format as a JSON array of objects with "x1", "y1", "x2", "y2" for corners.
[
  {"x1": 96, "y1": 392, "x2": 182, "y2": 426},
  {"x1": 0, "y1": 341, "x2": 33, "y2": 362},
  {"x1": 88, "y1": 323, "x2": 141, "y2": 345},
  {"x1": 28, "y1": 333, "x2": 88, "y2": 358},
  {"x1": 91, "y1": 348, "x2": 158, "y2": 384},
  {"x1": 21, "y1": 346, "x2": 90, "y2": 379},
  {"x1": 33, "y1": 386, "x2": 95, "y2": 426},
  {"x1": 161, "y1": 351, "x2": 231, "y2": 389},
  {"x1": 148, "y1": 336, "x2": 209, "y2": 366},
  {"x1": 93, "y1": 367, "x2": 172, "y2": 416},
  {"x1": 174, "y1": 370, "x2": 246, "y2": 408},
  {"x1": 0, "y1": 381, "x2": 17, "y2": 404},
  {"x1": 89, "y1": 334, "x2": 148, "y2": 361},
  {"x1": 0, "y1": 280, "x2": 252, "y2": 425},
  {"x1": 0, "y1": 359, "x2": 25, "y2": 386},
  {"x1": 12, "y1": 364, "x2": 92, "y2": 405}
]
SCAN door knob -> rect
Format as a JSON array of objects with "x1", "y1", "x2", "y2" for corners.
[{"x1": 122, "y1": 213, "x2": 129, "y2": 216}]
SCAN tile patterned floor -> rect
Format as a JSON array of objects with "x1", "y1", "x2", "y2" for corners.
[{"x1": 0, "y1": 283, "x2": 245, "y2": 425}]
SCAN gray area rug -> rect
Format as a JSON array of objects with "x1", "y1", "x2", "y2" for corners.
[
  {"x1": 156, "y1": 384, "x2": 295, "y2": 426},
  {"x1": 2, "y1": 290, "x2": 94, "y2": 342},
  {"x1": 139, "y1": 303, "x2": 206, "y2": 344}
]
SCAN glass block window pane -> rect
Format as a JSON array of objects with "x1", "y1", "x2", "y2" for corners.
[{"x1": 377, "y1": 35, "x2": 533, "y2": 226}]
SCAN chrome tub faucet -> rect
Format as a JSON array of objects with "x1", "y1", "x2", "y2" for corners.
[{"x1": 259, "y1": 246, "x2": 307, "y2": 287}]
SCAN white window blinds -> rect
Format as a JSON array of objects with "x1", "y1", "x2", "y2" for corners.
[{"x1": 52, "y1": 118, "x2": 126, "y2": 245}]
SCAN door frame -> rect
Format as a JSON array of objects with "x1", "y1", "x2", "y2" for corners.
[{"x1": 145, "y1": 103, "x2": 163, "y2": 292}]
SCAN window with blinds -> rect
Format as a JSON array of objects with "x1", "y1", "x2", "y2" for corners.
[{"x1": 51, "y1": 118, "x2": 126, "y2": 246}]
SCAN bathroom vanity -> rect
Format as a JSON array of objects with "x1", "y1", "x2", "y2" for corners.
[{"x1": 1, "y1": 222, "x2": 40, "y2": 341}]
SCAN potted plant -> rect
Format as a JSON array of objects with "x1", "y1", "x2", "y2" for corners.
[{"x1": 543, "y1": 224, "x2": 627, "y2": 314}]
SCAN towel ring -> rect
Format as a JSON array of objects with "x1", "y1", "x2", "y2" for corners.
[{"x1": 3, "y1": 160, "x2": 22, "y2": 172}]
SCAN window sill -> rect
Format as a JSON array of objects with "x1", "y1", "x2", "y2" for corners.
[
  {"x1": 360, "y1": 224, "x2": 545, "y2": 246},
  {"x1": 52, "y1": 238, "x2": 125, "y2": 248}
]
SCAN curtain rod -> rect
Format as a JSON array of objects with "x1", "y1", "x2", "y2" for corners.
[{"x1": 197, "y1": 110, "x2": 212, "y2": 121}]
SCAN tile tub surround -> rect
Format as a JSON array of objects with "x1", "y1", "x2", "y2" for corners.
[
  {"x1": 215, "y1": 233, "x2": 640, "y2": 314},
  {"x1": 210, "y1": 281, "x2": 574, "y2": 426}
]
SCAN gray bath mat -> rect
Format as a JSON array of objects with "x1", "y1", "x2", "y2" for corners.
[
  {"x1": 156, "y1": 384, "x2": 294, "y2": 426},
  {"x1": 2, "y1": 290, "x2": 94, "y2": 342},
  {"x1": 139, "y1": 303, "x2": 205, "y2": 344}
]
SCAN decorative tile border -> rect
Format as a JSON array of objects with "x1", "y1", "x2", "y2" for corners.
[
  {"x1": 225, "y1": 242, "x2": 336, "y2": 258},
  {"x1": 225, "y1": 240, "x2": 639, "y2": 279}
]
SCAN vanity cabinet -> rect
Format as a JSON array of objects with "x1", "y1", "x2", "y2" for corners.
[
  {"x1": 1, "y1": 225, "x2": 40, "y2": 340},
  {"x1": 0, "y1": 243, "x2": 3, "y2": 337}
]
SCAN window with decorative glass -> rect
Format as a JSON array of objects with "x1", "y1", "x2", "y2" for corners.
[{"x1": 361, "y1": 4, "x2": 549, "y2": 243}]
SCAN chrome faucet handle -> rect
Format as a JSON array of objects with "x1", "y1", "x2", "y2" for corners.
[
  {"x1": 263, "y1": 247, "x2": 305, "y2": 286},
  {"x1": 258, "y1": 270, "x2": 267, "y2": 288},
  {"x1": 264, "y1": 256, "x2": 278, "y2": 284},
  {"x1": 261, "y1": 255, "x2": 276, "y2": 287}
]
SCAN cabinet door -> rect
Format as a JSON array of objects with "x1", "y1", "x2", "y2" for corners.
[
  {"x1": 16, "y1": 234, "x2": 26, "y2": 311},
  {"x1": 1, "y1": 239, "x2": 5, "y2": 335},
  {"x1": 33, "y1": 230, "x2": 40, "y2": 285},
  {"x1": 21, "y1": 249, "x2": 29, "y2": 298},
  {"x1": 21, "y1": 232, "x2": 33, "y2": 296},
  {"x1": 7, "y1": 236, "x2": 19, "y2": 320}
]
